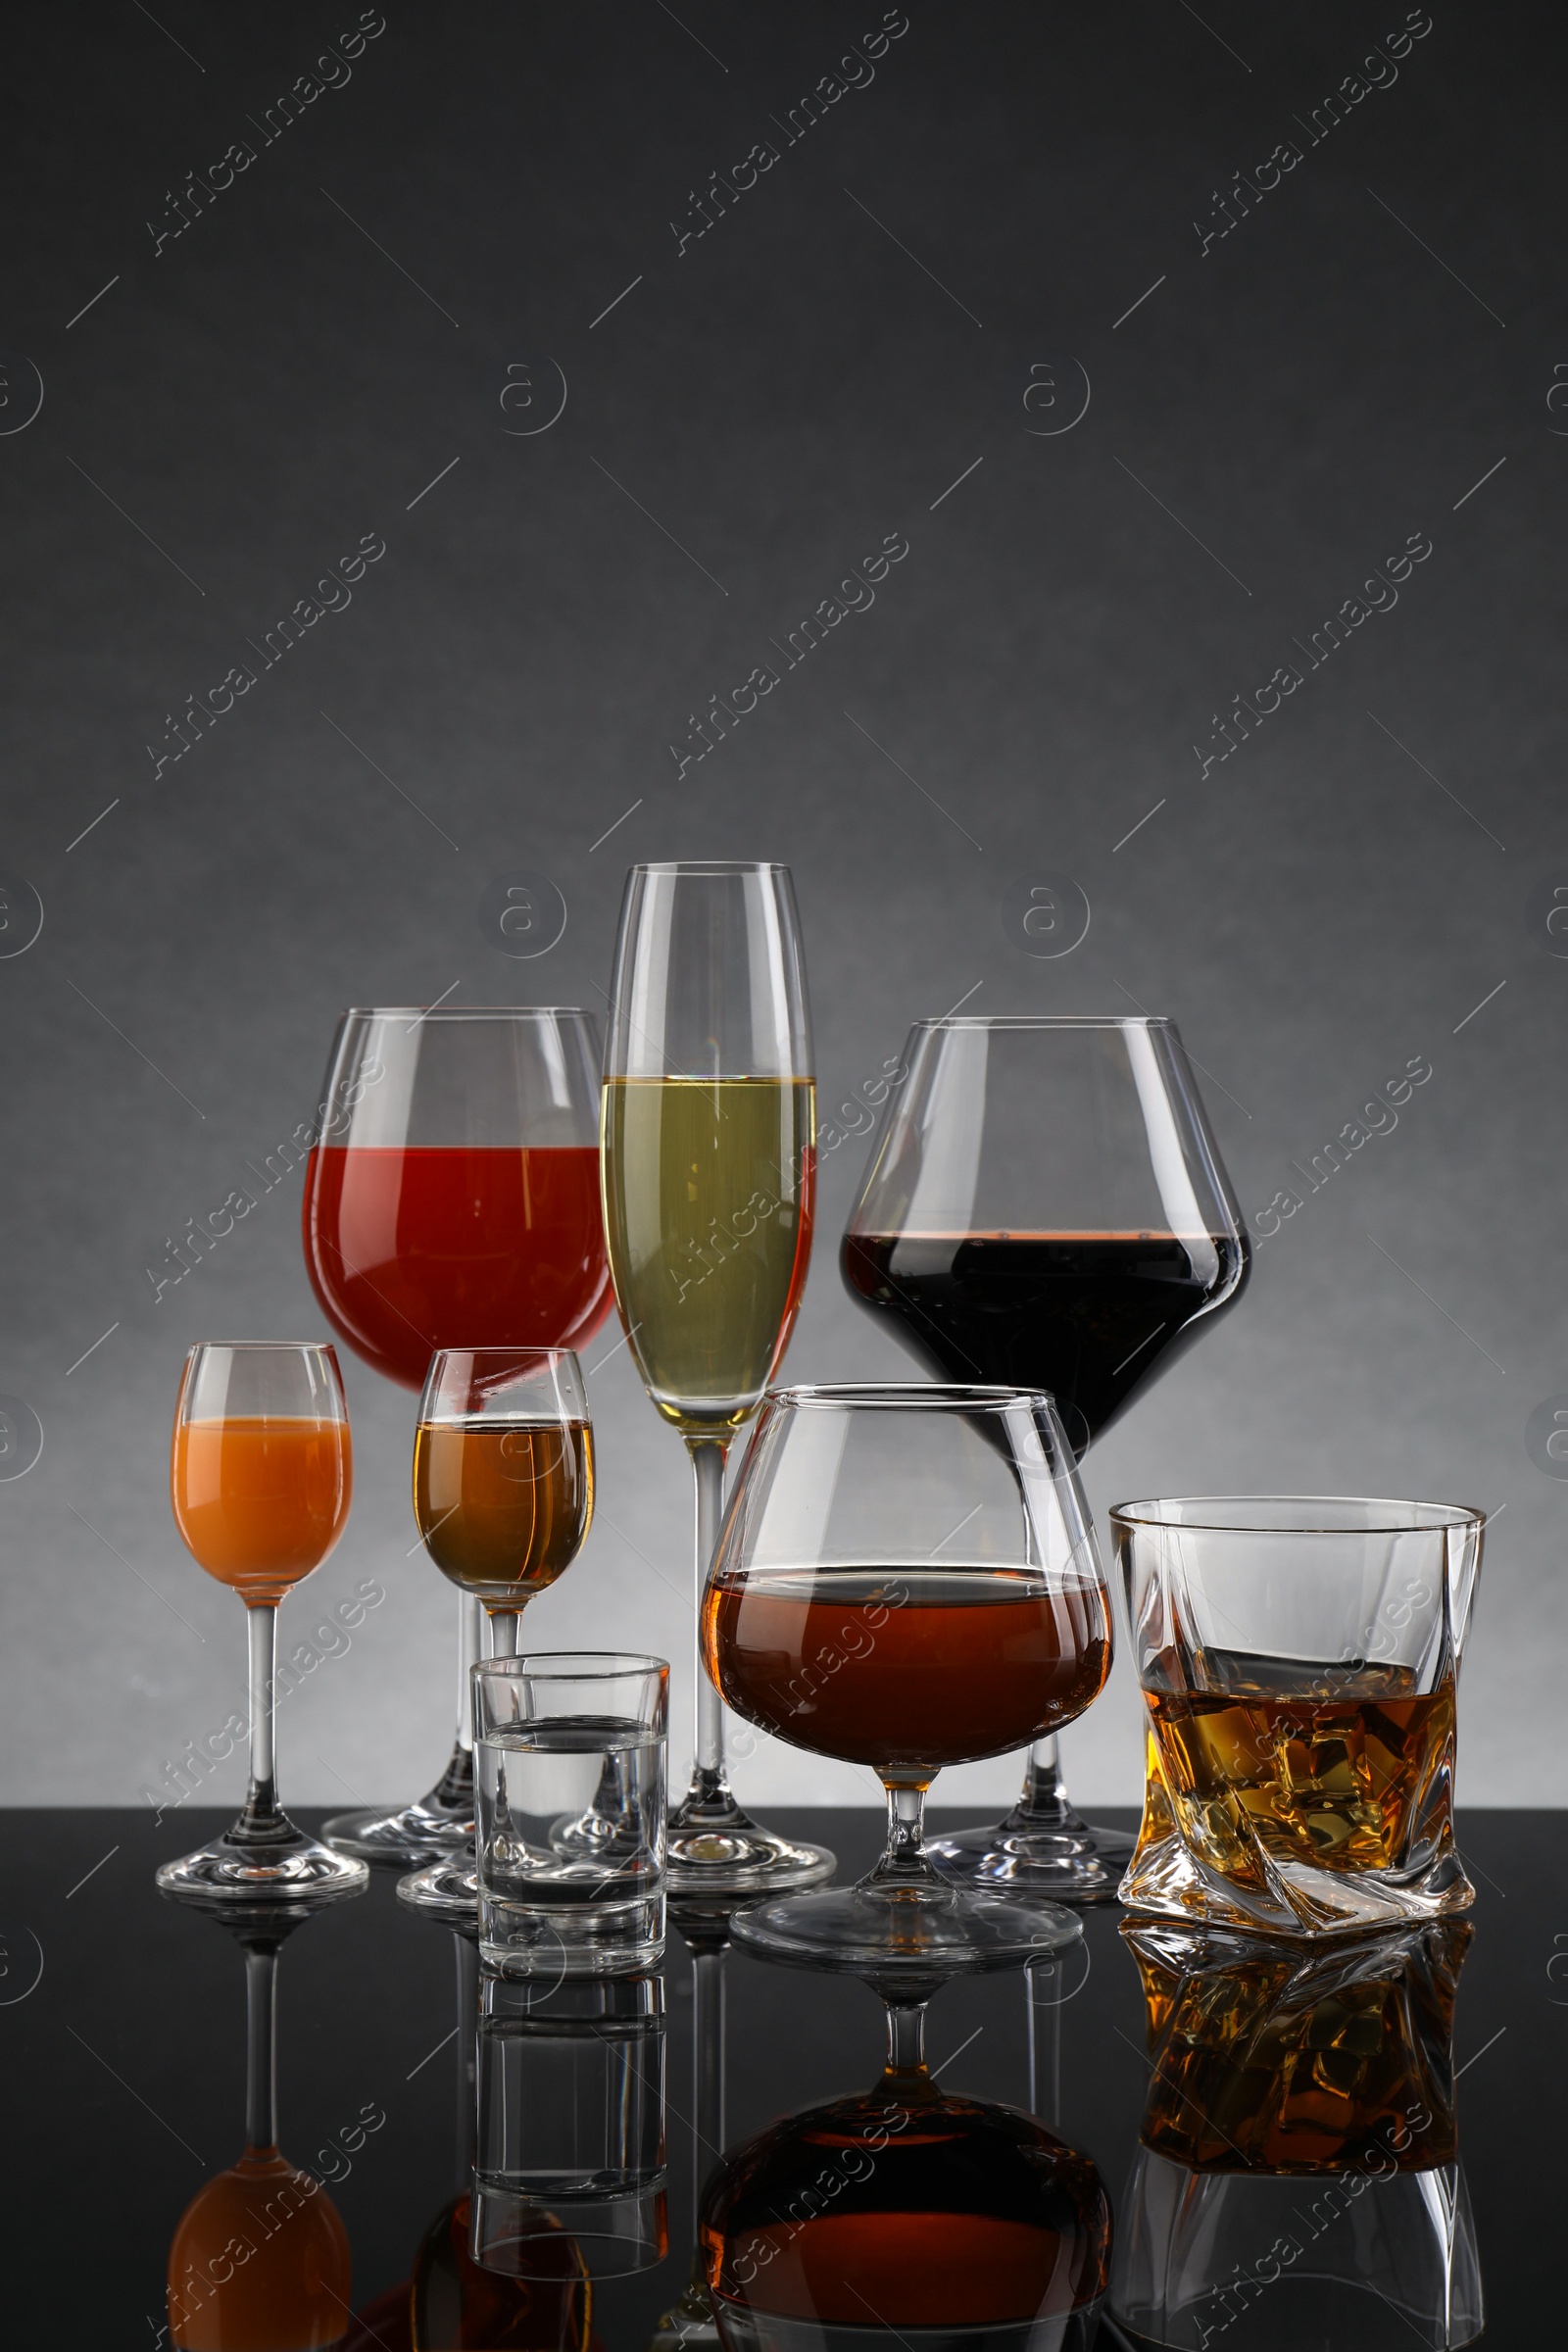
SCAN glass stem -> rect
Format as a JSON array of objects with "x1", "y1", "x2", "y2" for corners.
[
  {"x1": 1017, "y1": 1733, "x2": 1085, "y2": 1829},
  {"x1": 235, "y1": 1604, "x2": 284, "y2": 1843},
  {"x1": 692, "y1": 1945, "x2": 727, "y2": 2209},
  {"x1": 871, "y1": 1782, "x2": 943, "y2": 1888},
  {"x1": 454, "y1": 1932, "x2": 479, "y2": 2188},
  {"x1": 427, "y1": 1592, "x2": 481, "y2": 1813},
  {"x1": 884, "y1": 1997, "x2": 928, "y2": 2077},
  {"x1": 243, "y1": 1945, "x2": 279, "y2": 2156},
  {"x1": 1026, "y1": 1957, "x2": 1062, "y2": 2129},
  {"x1": 487, "y1": 1607, "x2": 521, "y2": 1661},
  {"x1": 689, "y1": 1439, "x2": 730, "y2": 1801},
  {"x1": 459, "y1": 1594, "x2": 483, "y2": 1746}
]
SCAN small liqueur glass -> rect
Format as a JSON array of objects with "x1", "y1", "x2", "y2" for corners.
[
  {"x1": 158, "y1": 1343, "x2": 367, "y2": 1900},
  {"x1": 473, "y1": 1651, "x2": 668, "y2": 1977},
  {"x1": 710, "y1": 1384, "x2": 1112, "y2": 1976},
  {"x1": 1111, "y1": 1496, "x2": 1483, "y2": 1937},
  {"x1": 399, "y1": 1347, "x2": 595, "y2": 1922}
]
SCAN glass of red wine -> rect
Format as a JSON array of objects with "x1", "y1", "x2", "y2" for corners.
[
  {"x1": 302, "y1": 1006, "x2": 613, "y2": 1867},
  {"x1": 710, "y1": 1383, "x2": 1107, "y2": 1973},
  {"x1": 841, "y1": 1015, "x2": 1250, "y2": 1900}
]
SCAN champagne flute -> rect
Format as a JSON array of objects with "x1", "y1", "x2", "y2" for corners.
[
  {"x1": 158, "y1": 1343, "x2": 367, "y2": 1898},
  {"x1": 601, "y1": 862, "x2": 833, "y2": 1894},
  {"x1": 841, "y1": 1015, "x2": 1250, "y2": 1899},
  {"x1": 302, "y1": 1005, "x2": 612, "y2": 1868},
  {"x1": 400, "y1": 1346, "x2": 595, "y2": 1920}
]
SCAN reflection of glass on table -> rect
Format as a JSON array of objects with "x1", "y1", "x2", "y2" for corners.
[{"x1": 1110, "y1": 1916, "x2": 1484, "y2": 2349}]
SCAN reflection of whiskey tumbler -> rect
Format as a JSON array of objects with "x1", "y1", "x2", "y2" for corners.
[
  {"x1": 1111, "y1": 1496, "x2": 1483, "y2": 1936},
  {"x1": 471, "y1": 1971, "x2": 667, "y2": 2280},
  {"x1": 1110, "y1": 1919, "x2": 1484, "y2": 2348}
]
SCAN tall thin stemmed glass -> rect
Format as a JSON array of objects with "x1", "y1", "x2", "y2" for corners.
[
  {"x1": 601, "y1": 862, "x2": 833, "y2": 1894},
  {"x1": 399, "y1": 1347, "x2": 596, "y2": 1920},
  {"x1": 842, "y1": 1015, "x2": 1250, "y2": 1899},
  {"x1": 158, "y1": 1343, "x2": 367, "y2": 1898},
  {"x1": 302, "y1": 1006, "x2": 612, "y2": 1867}
]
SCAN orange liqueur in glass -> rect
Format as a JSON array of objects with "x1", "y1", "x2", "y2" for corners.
[{"x1": 172, "y1": 1417, "x2": 353, "y2": 1602}]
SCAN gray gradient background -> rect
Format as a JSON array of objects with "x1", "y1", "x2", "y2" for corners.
[{"x1": 1, "y1": 2, "x2": 1561, "y2": 1814}]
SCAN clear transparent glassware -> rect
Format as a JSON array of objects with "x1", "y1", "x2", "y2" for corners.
[
  {"x1": 699, "y1": 1978, "x2": 1112, "y2": 2351},
  {"x1": 399, "y1": 1347, "x2": 596, "y2": 1922},
  {"x1": 301, "y1": 1004, "x2": 612, "y2": 1869},
  {"x1": 472, "y1": 1971, "x2": 668, "y2": 2278},
  {"x1": 472, "y1": 1651, "x2": 667, "y2": 1976},
  {"x1": 601, "y1": 863, "x2": 833, "y2": 1896},
  {"x1": 158, "y1": 1343, "x2": 368, "y2": 1900},
  {"x1": 1111, "y1": 1496, "x2": 1483, "y2": 1936},
  {"x1": 1110, "y1": 1916, "x2": 1484, "y2": 2347},
  {"x1": 710, "y1": 1383, "x2": 1108, "y2": 1974},
  {"x1": 841, "y1": 1014, "x2": 1250, "y2": 1901}
]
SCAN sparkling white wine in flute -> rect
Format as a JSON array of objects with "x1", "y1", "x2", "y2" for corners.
[
  {"x1": 841, "y1": 1015, "x2": 1250, "y2": 1900},
  {"x1": 600, "y1": 862, "x2": 834, "y2": 1893}
]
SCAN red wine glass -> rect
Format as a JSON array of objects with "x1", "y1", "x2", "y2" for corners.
[
  {"x1": 841, "y1": 1015, "x2": 1250, "y2": 1900},
  {"x1": 302, "y1": 1006, "x2": 612, "y2": 1866}
]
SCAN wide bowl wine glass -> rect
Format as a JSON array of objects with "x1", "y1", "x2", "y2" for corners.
[
  {"x1": 400, "y1": 1346, "x2": 595, "y2": 1921},
  {"x1": 302, "y1": 1005, "x2": 612, "y2": 1868},
  {"x1": 601, "y1": 862, "x2": 832, "y2": 1895},
  {"x1": 158, "y1": 1343, "x2": 367, "y2": 1898},
  {"x1": 842, "y1": 1015, "x2": 1250, "y2": 1900},
  {"x1": 710, "y1": 1384, "x2": 1110, "y2": 1973}
]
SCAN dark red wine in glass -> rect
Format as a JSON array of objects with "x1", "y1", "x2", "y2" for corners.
[
  {"x1": 305, "y1": 1143, "x2": 611, "y2": 1389},
  {"x1": 301, "y1": 1007, "x2": 612, "y2": 1867},
  {"x1": 841, "y1": 1016, "x2": 1250, "y2": 1899}
]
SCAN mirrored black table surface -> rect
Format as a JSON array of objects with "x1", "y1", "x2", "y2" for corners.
[{"x1": 1, "y1": 1808, "x2": 1555, "y2": 2346}]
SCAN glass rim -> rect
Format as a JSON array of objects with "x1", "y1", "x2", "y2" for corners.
[
  {"x1": 472, "y1": 1650, "x2": 668, "y2": 1682},
  {"x1": 1108, "y1": 1494, "x2": 1485, "y2": 1536},
  {"x1": 426, "y1": 1346, "x2": 581, "y2": 1369},
  {"x1": 766, "y1": 1381, "x2": 1060, "y2": 1413},
  {"x1": 183, "y1": 1340, "x2": 341, "y2": 1355},
  {"x1": 909, "y1": 1014, "x2": 1174, "y2": 1032},
  {"x1": 339, "y1": 1005, "x2": 598, "y2": 1020},
  {"x1": 625, "y1": 860, "x2": 789, "y2": 876}
]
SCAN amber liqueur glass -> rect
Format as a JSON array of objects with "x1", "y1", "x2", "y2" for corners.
[
  {"x1": 159, "y1": 1343, "x2": 366, "y2": 1901},
  {"x1": 398, "y1": 1347, "x2": 595, "y2": 1923},
  {"x1": 701, "y1": 1992, "x2": 1110, "y2": 2352}
]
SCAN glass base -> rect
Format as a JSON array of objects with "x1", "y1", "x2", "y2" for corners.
[
  {"x1": 666, "y1": 1784, "x2": 836, "y2": 1896},
  {"x1": 925, "y1": 1803, "x2": 1135, "y2": 1904},
  {"x1": 397, "y1": 1850, "x2": 478, "y2": 1921},
  {"x1": 157, "y1": 1821, "x2": 368, "y2": 1901},
  {"x1": 322, "y1": 1745, "x2": 475, "y2": 1866},
  {"x1": 730, "y1": 1879, "x2": 1082, "y2": 1979},
  {"x1": 1124, "y1": 1826, "x2": 1477, "y2": 1939}
]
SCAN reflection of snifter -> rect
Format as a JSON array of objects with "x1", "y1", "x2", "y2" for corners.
[
  {"x1": 163, "y1": 1900, "x2": 357, "y2": 2351},
  {"x1": 1110, "y1": 1921, "x2": 1484, "y2": 2349},
  {"x1": 701, "y1": 1984, "x2": 1109, "y2": 2351}
]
